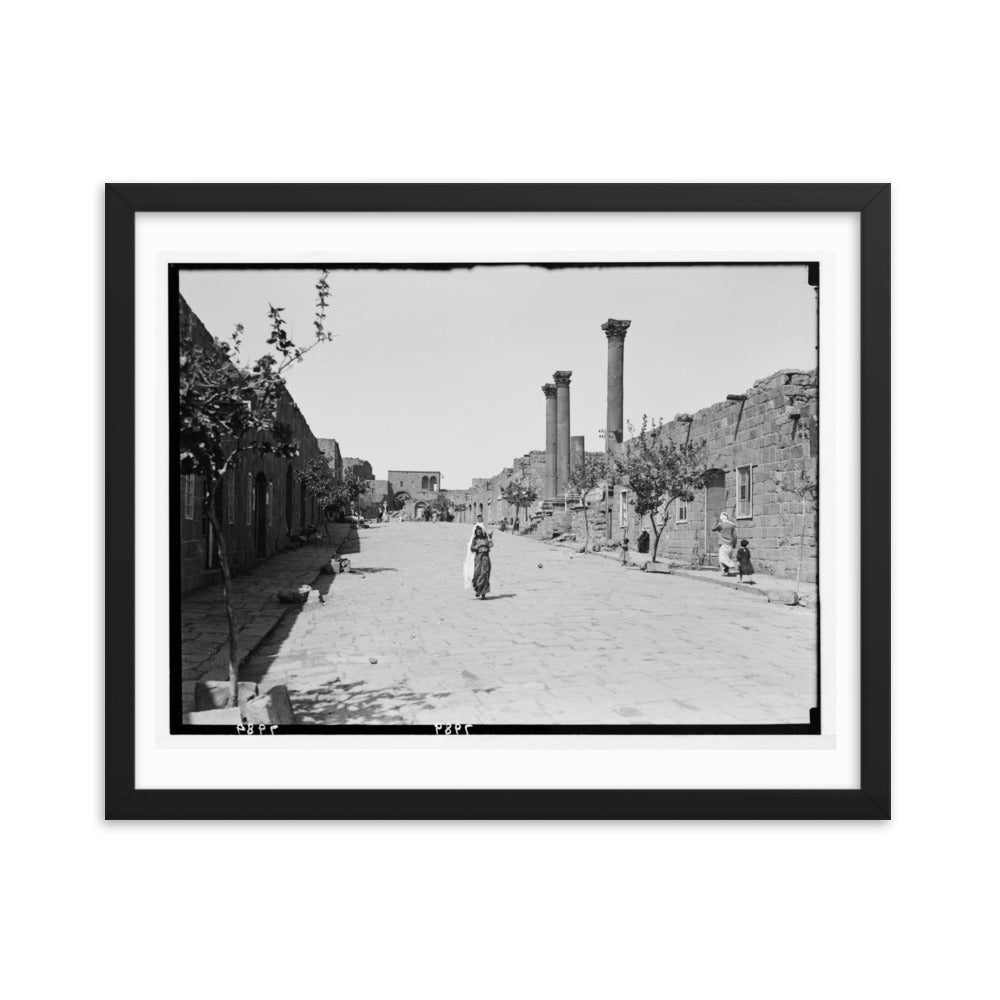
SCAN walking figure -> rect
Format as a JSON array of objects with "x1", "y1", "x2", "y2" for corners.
[
  {"x1": 736, "y1": 539, "x2": 755, "y2": 584},
  {"x1": 712, "y1": 511, "x2": 738, "y2": 576},
  {"x1": 463, "y1": 523, "x2": 494, "y2": 599}
]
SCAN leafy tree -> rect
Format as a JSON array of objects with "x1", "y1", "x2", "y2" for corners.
[
  {"x1": 615, "y1": 416, "x2": 709, "y2": 563},
  {"x1": 179, "y1": 270, "x2": 334, "y2": 706},
  {"x1": 500, "y1": 480, "x2": 538, "y2": 527},
  {"x1": 430, "y1": 492, "x2": 454, "y2": 521},
  {"x1": 567, "y1": 452, "x2": 605, "y2": 551},
  {"x1": 297, "y1": 456, "x2": 339, "y2": 538},
  {"x1": 340, "y1": 471, "x2": 367, "y2": 520}
]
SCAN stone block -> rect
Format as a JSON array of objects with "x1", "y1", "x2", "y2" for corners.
[
  {"x1": 183, "y1": 707, "x2": 244, "y2": 725},
  {"x1": 244, "y1": 685, "x2": 296, "y2": 726},
  {"x1": 644, "y1": 562, "x2": 672, "y2": 574}
]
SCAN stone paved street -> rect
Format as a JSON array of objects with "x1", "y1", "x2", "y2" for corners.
[
  {"x1": 180, "y1": 523, "x2": 355, "y2": 684},
  {"x1": 241, "y1": 521, "x2": 818, "y2": 725}
]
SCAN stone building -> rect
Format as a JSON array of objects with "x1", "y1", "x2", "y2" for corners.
[
  {"x1": 316, "y1": 438, "x2": 343, "y2": 483},
  {"x1": 387, "y1": 469, "x2": 443, "y2": 518},
  {"x1": 454, "y1": 310, "x2": 818, "y2": 583},
  {"x1": 343, "y1": 457, "x2": 374, "y2": 480},
  {"x1": 178, "y1": 296, "x2": 329, "y2": 595},
  {"x1": 451, "y1": 445, "x2": 603, "y2": 526},
  {"x1": 567, "y1": 368, "x2": 818, "y2": 581}
]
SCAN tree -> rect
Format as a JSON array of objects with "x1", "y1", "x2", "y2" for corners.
[
  {"x1": 567, "y1": 452, "x2": 604, "y2": 551},
  {"x1": 179, "y1": 270, "x2": 334, "y2": 706},
  {"x1": 784, "y1": 467, "x2": 818, "y2": 591},
  {"x1": 340, "y1": 471, "x2": 367, "y2": 519},
  {"x1": 429, "y1": 492, "x2": 454, "y2": 521},
  {"x1": 297, "y1": 456, "x2": 338, "y2": 538},
  {"x1": 500, "y1": 480, "x2": 538, "y2": 527},
  {"x1": 615, "y1": 416, "x2": 709, "y2": 563}
]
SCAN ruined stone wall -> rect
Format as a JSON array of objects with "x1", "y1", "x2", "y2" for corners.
[
  {"x1": 343, "y1": 457, "x2": 374, "y2": 480},
  {"x1": 178, "y1": 296, "x2": 327, "y2": 595},
  {"x1": 565, "y1": 369, "x2": 818, "y2": 582},
  {"x1": 317, "y1": 438, "x2": 343, "y2": 482}
]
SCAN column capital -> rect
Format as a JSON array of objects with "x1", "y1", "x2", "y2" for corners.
[
  {"x1": 602, "y1": 318, "x2": 631, "y2": 340},
  {"x1": 541, "y1": 383, "x2": 557, "y2": 398},
  {"x1": 553, "y1": 370, "x2": 573, "y2": 386}
]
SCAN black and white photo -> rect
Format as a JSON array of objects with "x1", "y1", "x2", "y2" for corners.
[{"x1": 174, "y1": 261, "x2": 821, "y2": 733}]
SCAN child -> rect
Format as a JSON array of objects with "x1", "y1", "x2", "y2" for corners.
[
  {"x1": 621, "y1": 534, "x2": 630, "y2": 566},
  {"x1": 736, "y1": 539, "x2": 755, "y2": 584}
]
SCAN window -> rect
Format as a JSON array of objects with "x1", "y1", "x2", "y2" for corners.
[
  {"x1": 737, "y1": 465, "x2": 754, "y2": 519},
  {"x1": 226, "y1": 475, "x2": 235, "y2": 525},
  {"x1": 246, "y1": 473, "x2": 253, "y2": 525},
  {"x1": 421, "y1": 476, "x2": 429, "y2": 490},
  {"x1": 183, "y1": 475, "x2": 196, "y2": 520},
  {"x1": 430, "y1": 476, "x2": 438, "y2": 491},
  {"x1": 676, "y1": 498, "x2": 688, "y2": 524},
  {"x1": 619, "y1": 490, "x2": 628, "y2": 526}
]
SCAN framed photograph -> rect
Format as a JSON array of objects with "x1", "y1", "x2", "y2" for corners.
[{"x1": 106, "y1": 183, "x2": 890, "y2": 819}]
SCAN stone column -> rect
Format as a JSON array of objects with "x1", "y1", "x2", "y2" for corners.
[
  {"x1": 571, "y1": 435, "x2": 585, "y2": 476},
  {"x1": 542, "y1": 383, "x2": 557, "y2": 500},
  {"x1": 553, "y1": 370, "x2": 573, "y2": 496},
  {"x1": 602, "y1": 318, "x2": 630, "y2": 452}
]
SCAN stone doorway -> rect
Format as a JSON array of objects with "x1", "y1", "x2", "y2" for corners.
[
  {"x1": 255, "y1": 472, "x2": 268, "y2": 558},
  {"x1": 703, "y1": 468, "x2": 727, "y2": 563}
]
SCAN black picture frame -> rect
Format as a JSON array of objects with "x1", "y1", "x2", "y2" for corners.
[{"x1": 106, "y1": 183, "x2": 890, "y2": 820}]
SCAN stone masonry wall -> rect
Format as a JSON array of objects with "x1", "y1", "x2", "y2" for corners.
[
  {"x1": 178, "y1": 296, "x2": 327, "y2": 595},
  {"x1": 453, "y1": 448, "x2": 604, "y2": 526},
  {"x1": 316, "y1": 438, "x2": 343, "y2": 483},
  {"x1": 566, "y1": 369, "x2": 818, "y2": 582},
  {"x1": 387, "y1": 469, "x2": 442, "y2": 517}
]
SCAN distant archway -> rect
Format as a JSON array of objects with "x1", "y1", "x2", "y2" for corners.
[{"x1": 414, "y1": 500, "x2": 427, "y2": 519}]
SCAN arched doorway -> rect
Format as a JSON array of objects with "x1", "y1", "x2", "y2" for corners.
[
  {"x1": 414, "y1": 500, "x2": 427, "y2": 520},
  {"x1": 255, "y1": 472, "x2": 269, "y2": 557},
  {"x1": 702, "y1": 468, "x2": 727, "y2": 563},
  {"x1": 285, "y1": 465, "x2": 294, "y2": 532},
  {"x1": 299, "y1": 476, "x2": 307, "y2": 529}
]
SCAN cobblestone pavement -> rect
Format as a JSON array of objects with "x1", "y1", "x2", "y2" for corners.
[
  {"x1": 180, "y1": 524, "x2": 355, "y2": 684},
  {"x1": 242, "y1": 521, "x2": 818, "y2": 726}
]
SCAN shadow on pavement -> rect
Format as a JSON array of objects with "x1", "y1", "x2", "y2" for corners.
[
  {"x1": 337, "y1": 528, "x2": 362, "y2": 555},
  {"x1": 290, "y1": 678, "x2": 446, "y2": 724},
  {"x1": 485, "y1": 593, "x2": 517, "y2": 600},
  {"x1": 240, "y1": 552, "x2": 341, "y2": 686}
]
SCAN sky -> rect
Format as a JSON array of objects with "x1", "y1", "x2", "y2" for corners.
[{"x1": 179, "y1": 264, "x2": 818, "y2": 488}]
